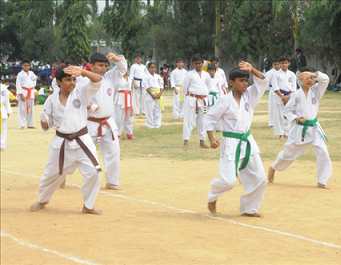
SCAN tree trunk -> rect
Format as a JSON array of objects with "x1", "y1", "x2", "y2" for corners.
[{"x1": 153, "y1": 42, "x2": 158, "y2": 71}]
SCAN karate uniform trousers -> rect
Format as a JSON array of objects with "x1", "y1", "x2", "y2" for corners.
[
  {"x1": 114, "y1": 104, "x2": 133, "y2": 136},
  {"x1": 145, "y1": 92, "x2": 162, "y2": 129},
  {"x1": 133, "y1": 81, "x2": 146, "y2": 115},
  {"x1": 273, "y1": 96, "x2": 291, "y2": 136},
  {"x1": 173, "y1": 88, "x2": 184, "y2": 119}
]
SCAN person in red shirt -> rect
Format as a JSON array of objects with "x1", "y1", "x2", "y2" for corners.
[
  {"x1": 82, "y1": 55, "x2": 91, "y2": 71},
  {"x1": 163, "y1": 64, "x2": 169, "y2": 90}
]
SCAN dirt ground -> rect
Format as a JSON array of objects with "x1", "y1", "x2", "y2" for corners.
[{"x1": 1, "y1": 99, "x2": 341, "y2": 265}]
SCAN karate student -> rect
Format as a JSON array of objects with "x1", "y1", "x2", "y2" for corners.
[
  {"x1": 182, "y1": 54, "x2": 211, "y2": 151},
  {"x1": 1, "y1": 83, "x2": 12, "y2": 151},
  {"x1": 143, "y1": 62, "x2": 164, "y2": 129},
  {"x1": 16, "y1": 58, "x2": 37, "y2": 129},
  {"x1": 265, "y1": 58, "x2": 280, "y2": 128},
  {"x1": 86, "y1": 52, "x2": 127, "y2": 190},
  {"x1": 130, "y1": 54, "x2": 148, "y2": 116},
  {"x1": 210, "y1": 56, "x2": 229, "y2": 96},
  {"x1": 207, "y1": 64, "x2": 222, "y2": 131},
  {"x1": 113, "y1": 67, "x2": 137, "y2": 140},
  {"x1": 268, "y1": 67, "x2": 332, "y2": 189},
  {"x1": 205, "y1": 61, "x2": 268, "y2": 217},
  {"x1": 272, "y1": 55, "x2": 296, "y2": 140},
  {"x1": 30, "y1": 65, "x2": 103, "y2": 214},
  {"x1": 170, "y1": 58, "x2": 188, "y2": 119}
]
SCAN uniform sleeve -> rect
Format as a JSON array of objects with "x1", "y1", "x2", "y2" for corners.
[
  {"x1": 4, "y1": 90, "x2": 12, "y2": 114},
  {"x1": 182, "y1": 73, "x2": 190, "y2": 96},
  {"x1": 32, "y1": 72, "x2": 37, "y2": 87},
  {"x1": 248, "y1": 74, "x2": 268, "y2": 109},
  {"x1": 283, "y1": 92, "x2": 298, "y2": 122},
  {"x1": 42, "y1": 95, "x2": 54, "y2": 131},
  {"x1": 129, "y1": 65, "x2": 135, "y2": 79},
  {"x1": 143, "y1": 74, "x2": 150, "y2": 89},
  {"x1": 221, "y1": 69, "x2": 228, "y2": 89},
  {"x1": 313, "y1": 71, "x2": 329, "y2": 101},
  {"x1": 290, "y1": 72, "x2": 297, "y2": 92},
  {"x1": 78, "y1": 78, "x2": 102, "y2": 105},
  {"x1": 204, "y1": 96, "x2": 229, "y2": 131},
  {"x1": 272, "y1": 72, "x2": 279, "y2": 92},
  {"x1": 16, "y1": 72, "x2": 23, "y2": 95},
  {"x1": 170, "y1": 69, "x2": 176, "y2": 88},
  {"x1": 106, "y1": 56, "x2": 127, "y2": 89}
]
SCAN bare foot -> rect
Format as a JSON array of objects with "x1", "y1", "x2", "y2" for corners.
[
  {"x1": 105, "y1": 183, "x2": 122, "y2": 190},
  {"x1": 199, "y1": 140, "x2": 210, "y2": 149},
  {"x1": 182, "y1": 145, "x2": 188, "y2": 151},
  {"x1": 0, "y1": 148, "x2": 5, "y2": 151},
  {"x1": 27, "y1": 127, "x2": 37, "y2": 129},
  {"x1": 279, "y1": 135, "x2": 285, "y2": 141},
  {"x1": 268, "y1": 166, "x2": 275, "y2": 183},
  {"x1": 128, "y1": 136, "x2": 138, "y2": 140},
  {"x1": 82, "y1": 205, "x2": 103, "y2": 215},
  {"x1": 60, "y1": 179, "x2": 66, "y2": 188},
  {"x1": 208, "y1": 201, "x2": 217, "y2": 214},
  {"x1": 30, "y1": 201, "x2": 49, "y2": 211},
  {"x1": 241, "y1": 212, "x2": 264, "y2": 218},
  {"x1": 317, "y1": 183, "x2": 330, "y2": 189},
  {"x1": 20, "y1": 126, "x2": 25, "y2": 130}
]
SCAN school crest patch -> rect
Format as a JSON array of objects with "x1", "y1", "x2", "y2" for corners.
[
  {"x1": 205, "y1": 78, "x2": 209, "y2": 87},
  {"x1": 1, "y1": 91, "x2": 5, "y2": 96},
  {"x1": 107, "y1": 88, "x2": 112, "y2": 96},
  {"x1": 288, "y1": 77, "x2": 294, "y2": 83},
  {"x1": 312, "y1": 97, "x2": 316, "y2": 105},
  {"x1": 245, "y1": 102, "x2": 249, "y2": 112},
  {"x1": 73, "y1": 99, "x2": 81, "y2": 109}
]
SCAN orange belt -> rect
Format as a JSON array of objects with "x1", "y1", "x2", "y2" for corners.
[
  {"x1": 118, "y1": 90, "x2": 133, "y2": 117},
  {"x1": 187, "y1": 92, "x2": 207, "y2": 114},
  {"x1": 221, "y1": 85, "x2": 227, "y2": 95},
  {"x1": 22, "y1": 87, "x2": 34, "y2": 114},
  {"x1": 87, "y1": 116, "x2": 115, "y2": 145}
]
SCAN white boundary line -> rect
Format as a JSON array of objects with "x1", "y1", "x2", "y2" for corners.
[
  {"x1": 1, "y1": 231, "x2": 97, "y2": 265},
  {"x1": 2, "y1": 169, "x2": 341, "y2": 251}
]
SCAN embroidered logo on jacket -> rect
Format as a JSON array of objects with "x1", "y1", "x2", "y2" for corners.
[
  {"x1": 107, "y1": 88, "x2": 112, "y2": 96},
  {"x1": 312, "y1": 97, "x2": 316, "y2": 105},
  {"x1": 205, "y1": 78, "x2": 209, "y2": 87},
  {"x1": 288, "y1": 77, "x2": 294, "y2": 83},
  {"x1": 73, "y1": 99, "x2": 81, "y2": 109},
  {"x1": 245, "y1": 102, "x2": 249, "y2": 112},
  {"x1": 1, "y1": 91, "x2": 5, "y2": 96}
]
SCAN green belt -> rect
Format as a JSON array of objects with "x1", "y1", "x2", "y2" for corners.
[
  {"x1": 209, "y1": 92, "x2": 218, "y2": 106},
  {"x1": 222, "y1": 130, "x2": 251, "y2": 177},
  {"x1": 296, "y1": 117, "x2": 328, "y2": 143}
]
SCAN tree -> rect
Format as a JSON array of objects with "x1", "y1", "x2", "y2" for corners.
[{"x1": 61, "y1": 0, "x2": 91, "y2": 62}]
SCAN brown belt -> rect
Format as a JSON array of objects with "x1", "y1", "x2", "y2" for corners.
[
  {"x1": 87, "y1": 116, "x2": 115, "y2": 145},
  {"x1": 56, "y1": 126, "x2": 102, "y2": 176},
  {"x1": 187, "y1": 92, "x2": 207, "y2": 114}
]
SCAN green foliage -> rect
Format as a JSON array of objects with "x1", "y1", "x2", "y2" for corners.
[{"x1": 61, "y1": 0, "x2": 91, "y2": 62}]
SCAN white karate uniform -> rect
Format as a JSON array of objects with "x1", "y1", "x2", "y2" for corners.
[
  {"x1": 170, "y1": 68, "x2": 188, "y2": 118},
  {"x1": 1, "y1": 84, "x2": 12, "y2": 149},
  {"x1": 113, "y1": 76, "x2": 134, "y2": 137},
  {"x1": 143, "y1": 72, "x2": 163, "y2": 129},
  {"x1": 16, "y1": 70, "x2": 37, "y2": 127},
  {"x1": 38, "y1": 79, "x2": 102, "y2": 209},
  {"x1": 87, "y1": 58, "x2": 127, "y2": 186},
  {"x1": 272, "y1": 69, "x2": 296, "y2": 136},
  {"x1": 182, "y1": 70, "x2": 211, "y2": 141},
  {"x1": 215, "y1": 68, "x2": 229, "y2": 95},
  {"x1": 265, "y1": 68, "x2": 279, "y2": 127},
  {"x1": 272, "y1": 72, "x2": 332, "y2": 185},
  {"x1": 207, "y1": 76, "x2": 222, "y2": 131},
  {"x1": 204, "y1": 75, "x2": 268, "y2": 214},
  {"x1": 130, "y1": 63, "x2": 147, "y2": 115}
]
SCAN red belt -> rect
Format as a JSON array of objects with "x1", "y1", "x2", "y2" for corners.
[
  {"x1": 22, "y1": 87, "x2": 34, "y2": 114},
  {"x1": 56, "y1": 127, "x2": 101, "y2": 175},
  {"x1": 87, "y1": 116, "x2": 115, "y2": 145},
  {"x1": 118, "y1": 90, "x2": 133, "y2": 117},
  {"x1": 221, "y1": 85, "x2": 227, "y2": 95},
  {"x1": 187, "y1": 92, "x2": 207, "y2": 114}
]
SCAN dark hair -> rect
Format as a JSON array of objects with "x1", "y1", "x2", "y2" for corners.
[
  {"x1": 210, "y1": 56, "x2": 219, "y2": 62},
  {"x1": 176, "y1": 58, "x2": 183, "y2": 63},
  {"x1": 192, "y1": 54, "x2": 203, "y2": 63},
  {"x1": 90, "y1": 52, "x2": 108, "y2": 64},
  {"x1": 272, "y1": 57, "x2": 280, "y2": 63},
  {"x1": 147, "y1": 62, "x2": 156, "y2": 68},
  {"x1": 35, "y1": 84, "x2": 41, "y2": 91},
  {"x1": 160, "y1": 67, "x2": 164, "y2": 71},
  {"x1": 295, "y1": 48, "x2": 302, "y2": 53},
  {"x1": 287, "y1": 53, "x2": 292, "y2": 56},
  {"x1": 134, "y1": 54, "x2": 142, "y2": 59},
  {"x1": 228, "y1": 67, "x2": 249, "y2": 81},
  {"x1": 207, "y1": 64, "x2": 217, "y2": 71},
  {"x1": 148, "y1": 55, "x2": 152, "y2": 59},
  {"x1": 55, "y1": 65, "x2": 71, "y2": 81},
  {"x1": 64, "y1": 59, "x2": 74, "y2": 66},
  {"x1": 300, "y1": 66, "x2": 316, "y2": 73},
  {"x1": 82, "y1": 55, "x2": 89, "y2": 62},
  {"x1": 163, "y1": 64, "x2": 168, "y2": 68},
  {"x1": 279, "y1": 55, "x2": 289, "y2": 62},
  {"x1": 22, "y1": 58, "x2": 31, "y2": 65}
]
